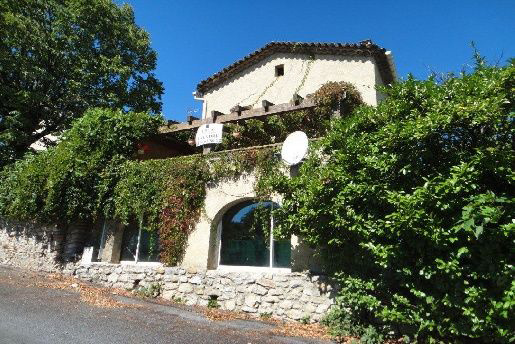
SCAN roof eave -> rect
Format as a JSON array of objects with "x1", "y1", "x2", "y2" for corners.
[{"x1": 196, "y1": 41, "x2": 396, "y2": 94}]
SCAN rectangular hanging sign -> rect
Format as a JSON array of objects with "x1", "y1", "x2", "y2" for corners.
[{"x1": 195, "y1": 123, "x2": 224, "y2": 146}]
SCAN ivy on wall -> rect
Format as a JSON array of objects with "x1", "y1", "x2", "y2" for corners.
[
  {"x1": 0, "y1": 108, "x2": 163, "y2": 223},
  {"x1": 0, "y1": 108, "x2": 281, "y2": 266},
  {"x1": 0, "y1": 81, "x2": 356, "y2": 265}
]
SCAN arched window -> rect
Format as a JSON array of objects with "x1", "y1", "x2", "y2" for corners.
[{"x1": 218, "y1": 200, "x2": 291, "y2": 269}]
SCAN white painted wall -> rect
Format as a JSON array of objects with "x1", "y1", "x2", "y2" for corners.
[
  {"x1": 180, "y1": 172, "x2": 319, "y2": 272},
  {"x1": 181, "y1": 173, "x2": 258, "y2": 269},
  {"x1": 201, "y1": 53, "x2": 384, "y2": 119}
]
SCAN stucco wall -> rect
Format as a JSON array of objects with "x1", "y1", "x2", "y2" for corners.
[
  {"x1": 181, "y1": 172, "x2": 322, "y2": 273},
  {"x1": 201, "y1": 52, "x2": 383, "y2": 118}
]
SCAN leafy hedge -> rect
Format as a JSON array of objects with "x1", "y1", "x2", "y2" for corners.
[
  {"x1": 270, "y1": 59, "x2": 514, "y2": 342},
  {"x1": 0, "y1": 108, "x2": 163, "y2": 223}
]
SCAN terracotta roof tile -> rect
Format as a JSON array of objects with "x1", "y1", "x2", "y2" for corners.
[{"x1": 196, "y1": 40, "x2": 396, "y2": 94}]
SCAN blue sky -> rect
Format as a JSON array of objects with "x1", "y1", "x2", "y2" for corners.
[{"x1": 119, "y1": 0, "x2": 515, "y2": 121}]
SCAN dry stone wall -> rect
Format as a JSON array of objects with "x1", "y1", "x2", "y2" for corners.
[
  {"x1": 0, "y1": 220, "x2": 65, "y2": 272},
  {"x1": 74, "y1": 264, "x2": 337, "y2": 322}
]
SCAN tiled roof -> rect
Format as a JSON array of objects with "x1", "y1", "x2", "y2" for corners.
[{"x1": 196, "y1": 40, "x2": 396, "y2": 94}]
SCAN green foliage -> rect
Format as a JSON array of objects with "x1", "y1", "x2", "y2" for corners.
[
  {"x1": 134, "y1": 283, "x2": 162, "y2": 298},
  {"x1": 159, "y1": 156, "x2": 209, "y2": 265},
  {"x1": 300, "y1": 315, "x2": 311, "y2": 325},
  {"x1": 270, "y1": 60, "x2": 515, "y2": 342},
  {"x1": 113, "y1": 159, "x2": 171, "y2": 232},
  {"x1": 207, "y1": 296, "x2": 220, "y2": 309},
  {"x1": 0, "y1": 0, "x2": 163, "y2": 165},
  {"x1": 0, "y1": 105, "x2": 281, "y2": 266},
  {"x1": 260, "y1": 312, "x2": 273, "y2": 319},
  {"x1": 0, "y1": 108, "x2": 163, "y2": 223}
]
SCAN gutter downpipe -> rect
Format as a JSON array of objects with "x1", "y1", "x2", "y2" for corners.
[
  {"x1": 193, "y1": 91, "x2": 207, "y2": 119},
  {"x1": 385, "y1": 51, "x2": 398, "y2": 82}
]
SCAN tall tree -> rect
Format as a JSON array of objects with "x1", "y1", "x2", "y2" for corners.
[{"x1": 0, "y1": 0, "x2": 164, "y2": 164}]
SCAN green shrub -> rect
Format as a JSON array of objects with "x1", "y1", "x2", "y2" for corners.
[
  {"x1": 134, "y1": 283, "x2": 162, "y2": 298},
  {"x1": 207, "y1": 296, "x2": 220, "y2": 309},
  {"x1": 272, "y1": 58, "x2": 514, "y2": 342},
  {"x1": 0, "y1": 108, "x2": 163, "y2": 223}
]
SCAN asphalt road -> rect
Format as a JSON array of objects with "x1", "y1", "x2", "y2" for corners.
[{"x1": 0, "y1": 266, "x2": 331, "y2": 344}]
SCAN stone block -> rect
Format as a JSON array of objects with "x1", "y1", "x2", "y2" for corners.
[
  {"x1": 288, "y1": 280, "x2": 303, "y2": 288},
  {"x1": 268, "y1": 288, "x2": 283, "y2": 296},
  {"x1": 185, "y1": 295, "x2": 198, "y2": 306},
  {"x1": 205, "y1": 287, "x2": 221, "y2": 297},
  {"x1": 262, "y1": 295, "x2": 279, "y2": 303},
  {"x1": 189, "y1": 275, "x2": 202, "y2": 284},
  {"x1": 302, "y1": 287, "x2": 321, "y2": 296},
  {"x1": 161, "y1": 290, "x2": 176, "y2": 300},
  {"x1": 256, "y1": 278, "x2": 276, "y2": 288},
  {"x1": 224, "y1": 299, "x2": 236, "y2": 311},
  {"x1": 244, "y1": 294, "x2": 260, "y2": 307},
  {"x1": 316, "y1": 303, "x2": 330, "y2": 314},
  {"x1": 178, "y1": 283, "x2": 193, "y2": 293},
  {"x1": 252, "y1": 285, "x2": 268, "y2": 296},
  {"x1": 241, "y1": 306, "x2": 258, "y2": 313},
  {"x1": 107, "y1": 273, "x2": 119, "y2": 283},
  {"x1": 303, "y1": 303, "x2": 317, "y2": 314},
  {"x1": 286, "y1": 309, "x2": 305, "y2": 320},
  {"x1": 278, "y1": 300, "x2": 293, "y2": 309}
]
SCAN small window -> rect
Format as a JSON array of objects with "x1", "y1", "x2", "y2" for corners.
[
  {"x1": 219, "y1": 201, "x2": 291, "y2": 268},
  {"x1": 121, "y1": 221, "x2": 160, "y2": 263},
  {"x1": 275, "y1": 64, "x2": 284, "y2": 77}
]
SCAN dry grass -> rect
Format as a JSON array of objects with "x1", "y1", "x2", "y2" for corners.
[
  {"x1": 270, "y1": 320, "x2": 333, "y2": 341},
  {"x1": 34, "y1": 273, "x2": 131, "y2": 309},
  {"x1": 200, "y1": 307, "x2": 249, "y2": 321},
  {"x1": 198, "y1": 305, "x2": 333, "y2": 341}
]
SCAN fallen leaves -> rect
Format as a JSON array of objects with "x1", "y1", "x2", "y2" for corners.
[
  {"x1": 33, "y1": 273, "x2": 128, "y2": 309},
  {"x1": 270, "y1": 320, "x2": 332, "y2": 341}
]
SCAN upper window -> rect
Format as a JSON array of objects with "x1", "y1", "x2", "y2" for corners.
[
  {"x1": 219, "y1": 201, "x2": 290, "y2": 268},
  {"x1": 121, "y1": 221, "x2": 160, "y2": 263},
  {"x1": 275, "y1": 64, "x2": 284, "y2": 77}
]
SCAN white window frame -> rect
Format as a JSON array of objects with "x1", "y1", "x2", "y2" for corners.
[
  {"x1": 119, "y1": 222, "x2": 162, "y2": 266},
  {"x1": 216, "y1": 202, "x2": 291, "y2": 273}
]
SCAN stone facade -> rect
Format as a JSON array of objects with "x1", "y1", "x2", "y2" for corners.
[
  {"x1": 0, "y1": 219, "x2": 64, "y2": 272},
  {"x1": 74, "y1": 264, "x2": 337, "y2": 322}
]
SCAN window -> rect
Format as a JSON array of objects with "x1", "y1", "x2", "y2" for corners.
[
  {"x1": 219, "y1": 201, "x2": 290, "y2": 269},
  {"x1": 275, "y1": 64, "x2": 284, "y2": 77},
  {"x1": 120, "y1": 221, "x2": 159, "y2": 263}
]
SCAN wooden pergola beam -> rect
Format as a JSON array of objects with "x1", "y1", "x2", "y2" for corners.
[{"x1": 159, "y1": 99, "x2": 316, "y2": 134}]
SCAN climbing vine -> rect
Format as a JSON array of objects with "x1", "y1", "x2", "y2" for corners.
[
  {"x1": 0, "y1": 81, "x2": 360, "y2": 266},
  {"x1": 168, "y1": 81, "x2": 363, "y2": 152},
  {"x1": 112, "y1": 147, "x2": 280, "y2": 265}
]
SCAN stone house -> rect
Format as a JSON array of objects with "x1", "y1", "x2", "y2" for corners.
[
  {"x1": 139, "y1": 40, "x2": 396, "y2": 272},
  {"x1": 1, "y1": 40, "x2": 397, "y2": 321}
]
